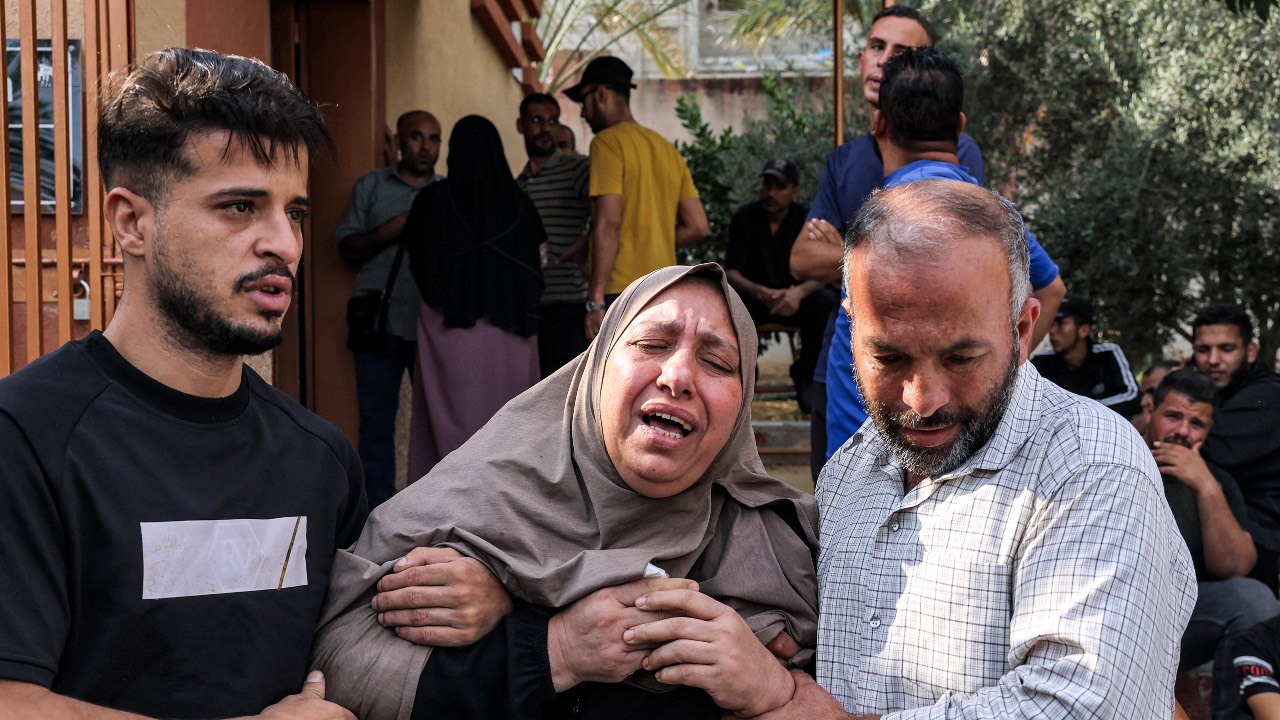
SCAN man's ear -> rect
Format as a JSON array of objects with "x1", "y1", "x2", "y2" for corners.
[
  {"x1": 871, "y1": 108, "x2": 887, "y2": 139},
  {"x1": 515, "y1": 117, "x2": 525, "y2": 136},
  {"x1": 957, "y1": 111, "x2": 967, "y2": 137},
  {"x1": 1247, "y1": 340, "x2": 1259, "y2": 365},
  {"x1": 104, "y1": 187, "x2": 155, "y2": 259},
  {"x1": 1016, "y1": 291, "x2": 1042, "y2": 363}
]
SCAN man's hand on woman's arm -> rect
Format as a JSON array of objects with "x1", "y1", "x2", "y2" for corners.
[{"x1": 372, "y1": 546, "x2": 513, "y2": 646}]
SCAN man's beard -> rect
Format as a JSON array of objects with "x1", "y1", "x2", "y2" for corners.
[
  {"x1": 152, "y1": 242, "x2": 291, "y2": 358},
  {"x1": 525, "y1": 134, "x2": 555, "y2": 157},
  {"x1": 1226, "y1": 361, "x2": 1251, "y2": 390},
  {"x1": 858, "y1": 337, "x2": 1020, "y2": 479}
]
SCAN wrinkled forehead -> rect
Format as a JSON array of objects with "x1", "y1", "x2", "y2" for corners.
[
  {"x1": 1156, "y1": 391, "x2": 1215, "y2": 422},
  {"x1": 622, "y1": 280, "x2": 741, "y2": 352}
]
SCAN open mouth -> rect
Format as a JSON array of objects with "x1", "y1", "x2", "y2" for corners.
[{"x1": 643, "y1": 412, "x2": 692, "y2": 439}]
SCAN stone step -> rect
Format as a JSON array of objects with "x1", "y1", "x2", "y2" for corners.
[{"x1": 753, "y1": 420, "x2": 810, "y2": 466}]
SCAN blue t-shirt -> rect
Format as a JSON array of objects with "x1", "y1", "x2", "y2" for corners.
[
  {"x1": 807, "y1": 133, "x2": 985, "y2": 384},
  {"x1": 823, "y1": 158, "x2": 1060, "y2": 458}
]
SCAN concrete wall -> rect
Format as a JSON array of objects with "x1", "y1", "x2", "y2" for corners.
[
  {"x1": 385, "y1": 2, "x2": 526, "y2": 175},
  {"x1": 557, "y1": 74, "x2": 834, "y2": 148}
]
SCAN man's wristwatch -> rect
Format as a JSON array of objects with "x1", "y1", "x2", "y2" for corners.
[{"x1": 585, "y1": 301, "x2": 607, "y2": 313}]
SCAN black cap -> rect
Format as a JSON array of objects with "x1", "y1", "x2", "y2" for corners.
[
  {"x1": 563, "y1": 57, "x2": 636, "y2": 102},
  {"x1": 760, "y1": 157, "x2": 800, "y2": 186},
  {"x1": 1056, "y1": 294, "x2": 1094, "y2": 324}
]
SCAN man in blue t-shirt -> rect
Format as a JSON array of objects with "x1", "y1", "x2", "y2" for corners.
[{"x1": 793, "y1": 10, "x2": 1066, "y2": 462}]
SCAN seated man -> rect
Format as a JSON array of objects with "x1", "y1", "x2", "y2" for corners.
[
  {"x1": 1194, "y1": 304, "x2": 1280, "y2": 592},
  {"x1": 1146, "y1": 369, "x2": 1278, "y2": 718},
  {"x1": 725, "y1": 157, "x2": 836, "y2": 412},
  {"x1": 1233, "y1": 614, "x2": 1280, "y2": 719},
  {"x1": 1031, "y1": 294, "x2": 1141, "y2": 417}
]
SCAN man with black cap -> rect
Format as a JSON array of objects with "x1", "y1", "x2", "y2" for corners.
[
  {"x1": 563, "y1": 56, "x2": 708, "y2": 339},
  {"x1": 1031, "y1": 293, "x2": 1141, "y2": 417},
  {"x1": 725, "y1": 157, "x2": 836, "y2": 416}
]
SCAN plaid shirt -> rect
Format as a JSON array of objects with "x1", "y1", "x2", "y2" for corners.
[{"x1": 816, "y1": 363, "x2": 1196, "y2": 718}]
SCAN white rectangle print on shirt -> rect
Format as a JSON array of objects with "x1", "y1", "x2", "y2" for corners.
[{"x1": 140, "y1": 517, "x2": 308, "y2": 599}]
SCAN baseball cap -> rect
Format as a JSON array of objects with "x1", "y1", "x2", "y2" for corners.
[
  {"x1": 1056, "y1": 294, "x2": 1095, "y2": 324},
  {"x1": 563, "y1": 57, "x2": 637, "y2": 102},
  {"x1": 760, "y1": 157, "x2": 800, "y2": 185}
]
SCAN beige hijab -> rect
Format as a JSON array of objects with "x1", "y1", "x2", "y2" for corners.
[{"x1": 312, "y1": 263, "x2": 818, "y2": 720}]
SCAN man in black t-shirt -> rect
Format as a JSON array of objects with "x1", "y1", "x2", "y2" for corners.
[
  {"x1": 0, "y1": 48, "x2": 508, "y2": 720},
  {"x1": 1145, "y1": 369, "x2": 1279, "y2": 719},
  {"x1": 725, "y1": 157, "x2": 836, "y2": 413}
]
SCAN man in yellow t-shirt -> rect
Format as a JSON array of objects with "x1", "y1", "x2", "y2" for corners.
[{"x1": 564, "y1": 56, "x2": 708, "y2": 338}]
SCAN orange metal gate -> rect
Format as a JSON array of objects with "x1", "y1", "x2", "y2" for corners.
[{"x1": 1, "y1": 0, "x2": 132, "y2": 376}]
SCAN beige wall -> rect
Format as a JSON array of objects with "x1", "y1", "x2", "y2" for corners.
[
  {"x1": 135, "y1": 0, "x2": 185, "y2": 57},
  {"x1": 3, "y1": 0, "x2": 87, "y2": 38},
  {"x1": 385, "y1": 2, "x2": 527, "y2": 175}
]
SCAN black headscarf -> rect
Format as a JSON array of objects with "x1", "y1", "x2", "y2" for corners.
[{"x1": 404, "y1": 115, "x2": 545, "y2": 336}]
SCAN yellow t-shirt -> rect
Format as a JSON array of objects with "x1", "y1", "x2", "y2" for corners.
[{"x1": 588, "y1": 122, "x2": 699, "y2": 295}]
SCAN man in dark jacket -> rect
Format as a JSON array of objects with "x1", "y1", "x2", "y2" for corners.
[{"x1": 1195, "y1": 303, "x2": 1280, "y2": 592}]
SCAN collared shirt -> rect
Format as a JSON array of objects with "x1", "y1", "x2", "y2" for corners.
[
  {"x1": 817, "y1": 363, "x2": 1196, "y2": 718},
  {"x1": 336, "y1": 166, "x2": 442, "y2": 340},
  {"x1": 516, "y1": 150, "x2": 591, "y2": 305}
]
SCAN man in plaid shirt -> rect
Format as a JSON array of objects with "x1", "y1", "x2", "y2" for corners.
[{"x1": 758, "y1": 180, "x2": 1196, "y2": 719}]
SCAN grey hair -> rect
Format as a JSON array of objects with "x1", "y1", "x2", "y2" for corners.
[{"x1": 841, "y1": 180, "x2": 1031, "y2": 322}]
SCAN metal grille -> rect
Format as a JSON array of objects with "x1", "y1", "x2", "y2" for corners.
[{"x1": 1, "y1": 0, "x2": 131, "y2": 375}]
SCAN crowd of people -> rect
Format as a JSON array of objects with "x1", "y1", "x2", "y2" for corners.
[{"x1": 2, "y1": 4, "x2": 1279, "y2": 720}]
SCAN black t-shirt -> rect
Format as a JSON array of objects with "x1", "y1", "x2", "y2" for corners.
[
  {"x1": 1232, "y1": 613, "x2": 1280, "y2": 713},
  {"x1": 724, "y1": 200, "x2": 808, "y2": 290},
  {"x1": 1163, "y1": 462, "x2": 1250, "y2": 581},
  {"x1": 0, "y1": 332, "x2": 367, "y2": 718}
]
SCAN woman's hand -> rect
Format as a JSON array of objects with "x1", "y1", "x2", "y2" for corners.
[
  {"x1": 625, "y1": 589, "x2": 796, "y2": 718},
  {"x1": 546, "y1": 577, "x2": 698, "y2": 692}
]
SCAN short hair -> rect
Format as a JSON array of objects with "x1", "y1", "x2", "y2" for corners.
[
  {"x1": 870, "y1": 5, "x2": 938, "y2": 46},
  {"x1": 1192, "y1": 303, "x2": 1254, "y2": 345},
  {"x1": 879, "y1": 48, "x2": 963, "y2": 152},
  {"x1": 396, "y1": 110, "x2": 438, "y2": 136},
  {"x1": 519, "y1": 93, "x2": 559, "y2": 118},
  {"x1": 1143, "y1": 359, "x2": 1181, "y2": 377},
  {"x1": 98, "y1": 47, "x2": 332, "y2": 204},
  {"x1": 1153, "y1": 367, "x2": 1219, "y2": 411},
  {"x1": 844, "y1": 180, "x2": 1030, "y2": 322}
]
